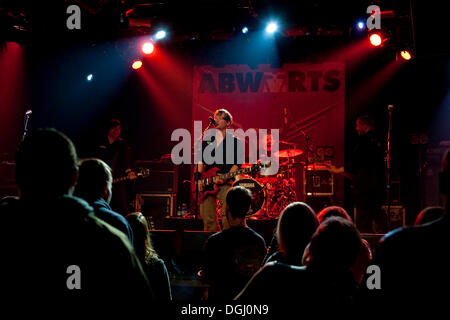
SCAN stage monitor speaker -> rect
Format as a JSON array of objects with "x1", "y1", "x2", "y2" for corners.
[
  {"x1": 135, "y1": 193, "x2": 175, "y2": 230},
  {"x1": 135, "y1": 160, "x2": 178, "y2": 194}
]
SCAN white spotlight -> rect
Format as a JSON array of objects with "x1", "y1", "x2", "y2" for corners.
[
  {"x1": 265, "y1": 22, "x2": 278, "y2": 34},
  {"x1": 155, "y1": 30, "x2": 167, "y2": 40}
]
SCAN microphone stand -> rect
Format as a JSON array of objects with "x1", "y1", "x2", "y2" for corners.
[
  {"x1": 193, "y1": 119, "x2": 214, "y2": 220},
  {"x1": 301, "y1": 131, "x2": 312, "y2": 199},
  {"x1": 385, "y1": 105, "x2": 393, "y2": 231},
  {"x1": 22, "y1": 111, "x2": 32, "y2": 142}
]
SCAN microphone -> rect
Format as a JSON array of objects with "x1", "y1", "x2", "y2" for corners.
[
  {"x1": 25, "y1": 110, "x2": 32, "y2": 115},
  {"x1": 209, "y1": 116, "x2": 217, "y2": 126},
  {"x1": 387, "y1": 104, "x2": 394, "y2": 112}
]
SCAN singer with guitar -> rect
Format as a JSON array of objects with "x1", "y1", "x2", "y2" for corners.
[{"x1": 197, "y1": 109, "x2": 243, "y2": 231}]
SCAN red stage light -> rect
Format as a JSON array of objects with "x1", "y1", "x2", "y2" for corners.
[
  {"x1": 400, "y1": 50, "x2": 412, "y2": 60},
  {"x1": 132, "y1": 60, "x2": 143, "y2": 70},
  {"x1": 369, "y1": 33, "x2": 383, "y2": 47},
  {"x1": 142, "y1": 42, "x2": 155, "y2": 55}
]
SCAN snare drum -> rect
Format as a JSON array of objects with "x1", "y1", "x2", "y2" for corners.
[{"x1": 233, "y1": 178, "x2": 265, "y2": 216}]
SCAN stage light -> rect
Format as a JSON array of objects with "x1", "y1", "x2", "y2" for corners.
[
  {"x1": 142, "y1": 42, "x2": 155, "y2": 55},
  {"x1": 242, "y1": 26, "x2": 249, "y2": 34},
  {"x1": 356, "y1": 21, "x2": 365, "y2": 31},
  {"x1": 400, "y1": 50, "x2": 412, "y2": 60},
  {"x1": 132, "y1": 60, "x2": 143, "y2": 70},
  {"x1": 86, "y1": 74, "x2": 93, "y2": 82},
  {"x1": 369, "y1": 33, "x2": 383, "y2": 47},
  {"x1": 265, "y1": 22, "x2": 278, "y2": 34},
  {"x1": 155, "y1": 30, "x2": 166, "y2": 40}
]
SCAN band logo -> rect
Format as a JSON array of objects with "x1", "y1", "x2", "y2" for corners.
[{"x1": 198, "y1": 70, "x2": 341, "y2": 94}]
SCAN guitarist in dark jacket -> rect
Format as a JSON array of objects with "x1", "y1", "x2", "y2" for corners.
[
  {"x1": 198, "y1": 109, "x2": 243, "y2": 231},
  {"x1": 326, "y1": 115, "x2": 386, "y2": 233},
  {"x1": 94, "y1": 119, "x2": 136, "y2": 216}
]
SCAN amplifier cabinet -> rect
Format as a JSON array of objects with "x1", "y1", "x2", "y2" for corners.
[
  {"x1": 135, "y1": 193, "x2": 175, "y2": 230},
  {"x1": 303, "y1": 165, "x2": 334, "y2": 196},
  {"x1": 134, "y1": 160, "x2": 178, "y2": 194}
]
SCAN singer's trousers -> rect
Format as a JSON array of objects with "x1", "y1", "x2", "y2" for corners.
[{"x1": 200, "y1": 184, "x2": 231, "y2": 232}]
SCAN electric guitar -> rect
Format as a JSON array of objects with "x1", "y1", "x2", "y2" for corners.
[
  {"x1": 113, "y1": 168, "x2": 150, "y2": 184},
  {"x1": 309, "y1": 158, "x2": 354, "y2": 181},
  {"x1": 197, "y1": 162, "x2": 271, "y2": 202}
]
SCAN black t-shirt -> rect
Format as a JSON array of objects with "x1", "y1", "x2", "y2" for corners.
[
  {"x1": 202, "y1": 131, "x2": 243, "y2": 174},
  {"x1": 347, "y1": 129, "x2": 385, "y2": 197},
  {"x1": 203, "y1": 226, "x2": 267, "y2": 301},
  {"x1": 95, "y1": 137, "x2": 132, "y2": 178}
]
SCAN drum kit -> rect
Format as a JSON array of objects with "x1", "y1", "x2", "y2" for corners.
[{"x1": 233, "y1": 144, "x2": 303, "y2": 219}]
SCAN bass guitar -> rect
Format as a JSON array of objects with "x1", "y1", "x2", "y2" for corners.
[
  {"x1": 197, "y1": 162, "x2": 271, "y2": 202},
  {"x1": 309, "y1": 158, "x2": 354, "y2": 181}
]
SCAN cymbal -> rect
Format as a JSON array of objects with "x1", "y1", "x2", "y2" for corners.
[{"x1": 275, "y1": 149, "x2": 303, "y2": 158}]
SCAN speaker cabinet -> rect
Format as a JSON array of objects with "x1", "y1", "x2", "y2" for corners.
[
  {"x1": 303, "y1": 165, "x2": 334, "y2": 196},
  {"x1": 135, "y1": 193, "x2": 175, "y2": 230},
  {"x1": 134, "y1": 160, "x2": 178, "y2": 194}
]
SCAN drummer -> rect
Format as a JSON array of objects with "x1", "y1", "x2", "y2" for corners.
[
  {"x1": 257, "y1": 132, "x2": 280, "y2": 182},
  {"x1": 235, "y1": 132, "x2": 280, "y2": 181}
]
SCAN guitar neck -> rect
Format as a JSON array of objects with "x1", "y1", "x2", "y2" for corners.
[
  {"x1": 216, "y1": 166, "x2": 257, "y2": 180},
  {"x1": 200, "y1": 165, "x2": 264, "y2": 185},
  {"x1": 113, "y1": 176, "x2": 133, "y2": 183},
  {"x1": 339, "y1": 171, "x2": 354, "y2": 181}
]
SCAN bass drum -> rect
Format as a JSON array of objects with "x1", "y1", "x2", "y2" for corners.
[{"x1": 233, "y1": 178, "x2": 265, "y2": 216}]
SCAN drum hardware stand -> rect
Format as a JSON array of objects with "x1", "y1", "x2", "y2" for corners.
[{"x1": 260, "y1": 182, "x2": 272, "y2": 219}]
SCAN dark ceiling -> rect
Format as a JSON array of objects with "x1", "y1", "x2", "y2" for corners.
[{"x1": 0, "y1": 1, "x2": 448, "y2": 57}]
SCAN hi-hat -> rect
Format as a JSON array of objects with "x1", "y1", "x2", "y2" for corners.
[{"x1": 275, "y1": 149, "x2": 303, "y2": 158}]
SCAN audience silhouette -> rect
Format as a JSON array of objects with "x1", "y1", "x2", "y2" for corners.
[
  {"x1": 201, "y1": 186, "x2": 267, "y2": 301},
  {"x1": 264, "y1": 202, "x2": 319, "y2": 266},
  {"x1": 366, "y1": 149, "x2": 450, "y2": 313},
  {"x1": 0, "y1": 129, "x2": 153, "y2": 315},
  {"x1": 236, "y1": 217, "x2": 362, "y2": 316},
  {"x1": 126, "y1": 212, "x2": 172, "y2": 301},
  {"x1": 74, "y1": 158, "x2": 134, "y2": 242}
]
